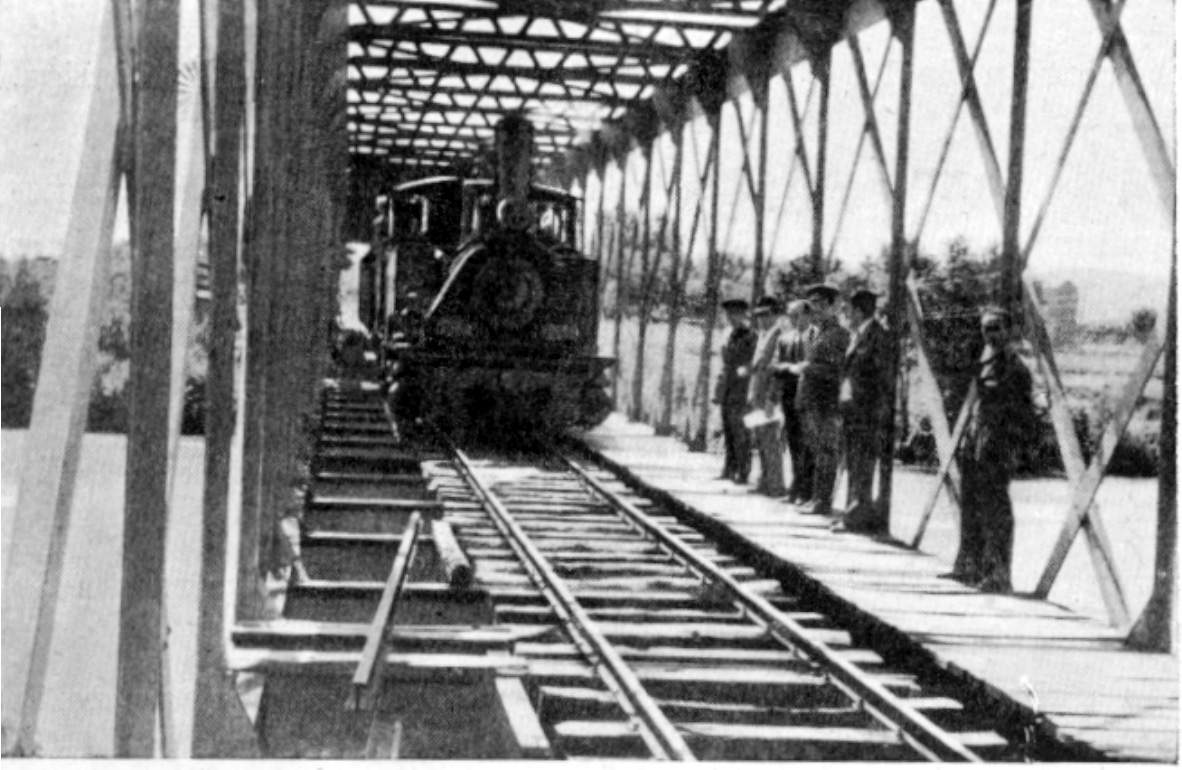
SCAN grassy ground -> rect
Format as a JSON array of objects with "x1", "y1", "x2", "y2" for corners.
[{"x1": 2, "y1": 431, "x2": 205, "y2": 757}]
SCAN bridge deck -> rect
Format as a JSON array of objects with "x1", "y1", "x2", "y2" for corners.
[{"x1": 580, "y1": 416, "x2": 1178, "y2": 763}]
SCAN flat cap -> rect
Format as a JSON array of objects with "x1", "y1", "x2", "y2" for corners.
[
  {"x1": 720, "y1": 297, "x2": 750, "y2": 311},
  {"x1": 752, "y1": 296, "x2": 782, "y2": 316},
  {"x1": 804, "y1": 283, "x2": 840, "y2": 302}
]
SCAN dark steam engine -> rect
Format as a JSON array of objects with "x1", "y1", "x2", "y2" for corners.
[{"x1": 381, "y1": 116, "x2": 612, "y2": 434}]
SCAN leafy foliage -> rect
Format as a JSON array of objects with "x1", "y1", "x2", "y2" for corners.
[{"x1": 1, "y1": 261, "x2": 49, "y2": 426}]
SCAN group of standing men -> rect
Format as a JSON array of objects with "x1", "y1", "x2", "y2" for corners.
[
  {"x1": 715, "y1": 284, "x2": 1034, "y2": 593},
  {"x1": 716, "y1": 283, "x2": 890, "y2": 534}
]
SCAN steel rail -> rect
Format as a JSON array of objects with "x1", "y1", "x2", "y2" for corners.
[
  {"x1": 437, "y1": 434, "x2": 696, "y2": 761},
  {"x1": 557, "y1": 451, "x2": 984, "y2": 763}
]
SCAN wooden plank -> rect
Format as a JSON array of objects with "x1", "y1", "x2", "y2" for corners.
[
  {"x1": 311, "y1": 496, "x2": 443, "y2": 511},
  {"x1": 0, "y1": 4, "x2": 123, "y2": 755},
  {"x1": 365, "y1": 717, "x2": 402, "y2": 758},
  {"x1": 351, "y1": 514, "x2": 421, "y2": 708},
  {"x1": 494, "y1": 676, "x2": 553, "y2": 758},
  {"x1": 516, "y1": 642, "x2": 878, "y2": 667},
  {"x1": 115, "y1": 0, "x2": 181, "y2": 756},
  {"x1": 303, "y1": 531, "x2": 429, "y2": 546},
  {"x1": 232, "y1": 621, "x2": 551, "y2": 647},
  {"x1": 227, "y1": 649, "x2": 526, "y2": 675},
  {"x1": 431, "y1": 519, "x2": 474, "y2": 588}
]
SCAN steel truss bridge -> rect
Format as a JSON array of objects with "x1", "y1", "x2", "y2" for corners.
[{"x1": 1, "y1": 0, "x2": 1175, "y2": 759}]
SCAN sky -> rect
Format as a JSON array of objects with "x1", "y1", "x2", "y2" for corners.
[{"x1": 0, "y1": 0, "x2": 1174, "y2": 316}]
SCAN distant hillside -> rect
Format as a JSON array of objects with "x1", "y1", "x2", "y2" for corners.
[{"x1": 1028, "y1": 268, "x2": 1169, "y2": 326}]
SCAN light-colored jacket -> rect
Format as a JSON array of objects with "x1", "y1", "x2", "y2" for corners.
[{"x1": 748, "y1": 324, "x2": 783, "y2": 411}]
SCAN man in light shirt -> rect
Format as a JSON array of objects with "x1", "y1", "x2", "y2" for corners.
[{"x1": 746, "y1": 296, "x2": 787, "y2": 497}]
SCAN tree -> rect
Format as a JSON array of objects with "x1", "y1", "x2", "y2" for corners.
[
  {"x1": 1129, "y1": 307, "x2": 1158, "y2": 343},
  {"x1": 1, "y1": 260, "x2": 49, "y2": 427}
]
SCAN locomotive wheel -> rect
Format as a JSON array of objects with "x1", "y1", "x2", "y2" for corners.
[{"x1": 472, "y1": 257, "x2": 545, "y2": 331}]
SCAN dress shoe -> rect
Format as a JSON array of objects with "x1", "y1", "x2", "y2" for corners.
[
  {"x1": 974, "y1": 577, "x2": 1012, "y2": 594},
  {"x1": 938, "y1": 571, "x2": 977, "y2": 583}
]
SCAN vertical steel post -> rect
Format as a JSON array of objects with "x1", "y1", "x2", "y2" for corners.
[
  {"x1": 239, "y1": 0, "x2": 277, "y2": 620},
  {"x1": 811, "y1": 52, "x2": 831, "y2": 279},
  {"x1": 611, "y1": 147, "x2": 629, "y2": 406},
  {"x1": 1002, "y1": 0, "x2": 1033, "y2": 315},
  {"x1": 192, "y1": 0, "x2": 260, "y2": 755},
  {"x1": 658, "y1": 123, "x2": 687, "y2": 434},
  {"x1": 116, "y1": 0, "x2": 180, "y2": 756},
  {"x1": 751, "y1": 74, "x2": 770, "y2": 302},
  {"x1": 630, "y1": 138, "x2": 655, "y2": 421},
  {"x1": 692, "y1": 110, "x2": 724, "y2": 451},
  {"x1": 1127, "y1": 253, "x2": 1177, "y2": 651},
  {"x1": 878, "y1": 4, "x2": 916, "y2": 531}
]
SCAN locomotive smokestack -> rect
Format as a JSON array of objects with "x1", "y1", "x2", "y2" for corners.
[{"x1": 495, "y1": 114, "x2": 533, "y2": 229}]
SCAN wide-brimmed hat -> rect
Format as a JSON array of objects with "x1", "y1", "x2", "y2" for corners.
[
  {"x1": 804, "y1": 283, "x2": 840, "y2": 302},
  {"x1": 752, "y1": 296, "x2": 782, "y2": 317},
  {"x1": 720, "y1": 297, "x2": 750, "y2": 312}
]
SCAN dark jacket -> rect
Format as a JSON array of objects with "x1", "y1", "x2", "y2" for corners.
[
  {"x1": 965, "y1": 346, "x2": 1036, "y2": 469},
  {"x1": 715, "y1": 325, "x2": 757, "y2": 407},
  {"x1": 839, "y1": 318, "x2": 891, "y2": 427},
  {"x1": 795, "y1": 317, "x2": 850, "y2": 415}
]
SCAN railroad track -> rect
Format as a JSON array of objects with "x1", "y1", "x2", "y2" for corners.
[{"x1": 227, "y1": 380, "x2": 1018, "y2": 760}]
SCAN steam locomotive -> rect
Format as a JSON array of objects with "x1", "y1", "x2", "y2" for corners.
[{"x1": 362, "y1": 115, "x2": 613, "y2": 433}]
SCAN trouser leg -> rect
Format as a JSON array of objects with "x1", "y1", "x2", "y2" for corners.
[
  {"x1": 783, "y1": 398, "x2": 811, "y2": 498},
  {"x1": 977, "y1": 466, "x2": 1014, "y2": 591},
  {"x1": 844, "y1": 422, "x2": 883, "y2": 528},
  {"x1": 733, "y1": 410, "x2": 752, "y2": 482},
  {"x1": 756, "y1": 423, "x2": 786, "y2": 495},
  {"x1": 953, "y1": 454, "x2": 986, "y2": 581},
  {"x1": 808, "y1": 411, "x2": 840, "y2": 511},
  {"x1": 721, "y1": 406, "x2": 737, "y2": 477}
]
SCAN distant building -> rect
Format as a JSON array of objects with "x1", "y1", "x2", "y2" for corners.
[{"x1": 1035, "y1": 280, "x2": 1079, "y2": 347}]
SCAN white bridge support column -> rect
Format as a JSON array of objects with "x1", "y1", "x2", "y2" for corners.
[{"x1": 0, "y1": 3, "x2": 124, "y2": 756}]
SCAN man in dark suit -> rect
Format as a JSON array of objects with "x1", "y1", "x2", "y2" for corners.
[
  {"x1": 714, "y1": 298, "x2": 757, "y2": 483},
  {"x1": 833, "y1": 288, "x2": 892, "y2": 533},
  {"x1": 952, "y1": 306, "x2": 1036, "y2": 593},
  {"x1": 788, "y1": 284, "x2": 849, "y2": 516},
  {"x1": 774, "y1": 300, "x2": 814, "y2": 503}
]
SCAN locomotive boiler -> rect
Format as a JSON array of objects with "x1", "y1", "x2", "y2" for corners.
[{"x1": 377, "y1": 115, "x2": 613, "y2": 434}]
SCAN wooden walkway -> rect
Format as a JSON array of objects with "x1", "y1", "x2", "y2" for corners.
[{"x1": 580, "y1": 418, "x2": 1178, "y2": 763}]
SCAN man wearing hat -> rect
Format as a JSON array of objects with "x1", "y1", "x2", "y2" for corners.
[
  {"x1": 788, "y1": 284, "x2": 850, "y2": 516},
  {"x1": 746, "y1": 296, "x2": 788, "y2": 496},
  {"x1": 951, "y1": 305, "x2": 1035, "y2": 593},
  {"x1": 714, "y1": 298, "x2": 757, "y2": 483},
  {"x1": 833, "y1": 288, "x2": 892, "y2": 533}
]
